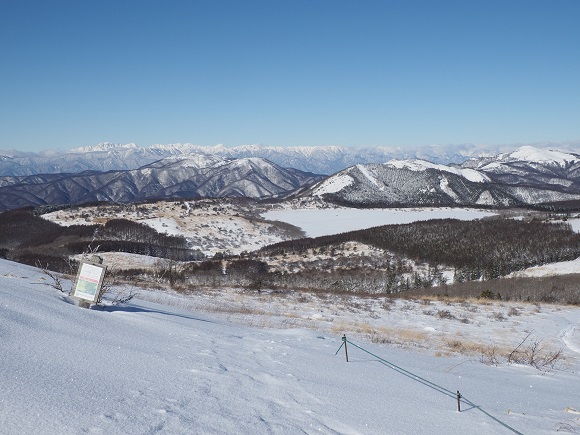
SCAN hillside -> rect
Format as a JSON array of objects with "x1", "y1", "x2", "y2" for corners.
[
  {"x1": 1, "y1": 258, "x2": 579, "y2": 434},
  {"x1": 0, "y1": 157, "x2": 323, "y2": 211},
  {"x1": 305, "y1": 146, "x2": 580, "y2": 209}
]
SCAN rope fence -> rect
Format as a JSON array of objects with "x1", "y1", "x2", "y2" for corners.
[{"x1": 335, "y1": 335, "x2": 524, "y2": 435}]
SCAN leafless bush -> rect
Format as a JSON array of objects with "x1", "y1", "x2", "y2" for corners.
[
  {"x1": 446, "y1": 340, "x2": 463, "y2": 351},
  {"x1": 461, "y1": 301, "x2": 479, "y2": 313},
  {"x1": 491, "y1": 311, "x2": 506, "y2": 321},
  {"x1": 479, "y1": 344, "x2": 501, "y2": 366},
  {"x1": 36, "y1": 261, "x2": 65, "y2": 292},
  {"x1": 507, "y1": 332, "x2": 564, "y2": 370},
  {"x1": 95, "y1": 267, "x2": 138, "y2": 305},
  {"x1": 437, "y1": 309, "x2": 455, "y2": 320},
  {"x1": 369, "y1": 330, "x2": 392, "y2": 344},
  {"x1": 110, "y1": 286, "x2": 139, "y2": 305}
]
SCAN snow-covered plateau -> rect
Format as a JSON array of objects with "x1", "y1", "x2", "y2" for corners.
[{"x1": 1, "y1": 259, "x2": 579, "y2": 434}]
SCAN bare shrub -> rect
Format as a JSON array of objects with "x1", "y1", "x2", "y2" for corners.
[
  {"x1": 369, "y1": 330, "x2": 392, "y2": 345},
  {"x1": 491, "y1": 311, "x2": 506, "y2": 321},
  {"x1": 508, "y1": 307, "x2": 520, "y2": 316},
  {"x1": 296, "y1": 294, "x2": 310, "y2": 303},
  {"x1": 93, "y1": 267, "x2": 138, "y2": 305},
  {"x1": 446, "y1": 340, "x2": 463, "y2": 351},
  {"x1": 464, "y1": 303, "x2": 479, "y2": 313},
  {"x1": 36, "y1": 261, "x2": 65, "y2": 292},
  {"x1": 110, "y1": 286, "x2": 139, "y2": 305},
  {"x1": 507, "y1": 332, "x2": 565, "y2": 370},
  {"x1": 437, "y1": 309, "x2": 455, "y2": 320},
  {"x1": 479, "y1": 344, "x2": 501, "y2": 366}
]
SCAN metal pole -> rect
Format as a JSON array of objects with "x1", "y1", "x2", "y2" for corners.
[{"x1": 343, "y1": 334, "x2": 349, "y2": 362}]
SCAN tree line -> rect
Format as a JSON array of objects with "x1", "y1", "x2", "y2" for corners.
[{"x1": 260, "y1": 218, "x2": 580, "y2": 281}]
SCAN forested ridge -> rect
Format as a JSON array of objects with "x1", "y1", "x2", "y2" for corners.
[
  {"x1": 0, "y1": 208, "x2": 197, "y2": 271},
  {"x1": 260, "y1": 218, "x2": 580, "y2": 280}
]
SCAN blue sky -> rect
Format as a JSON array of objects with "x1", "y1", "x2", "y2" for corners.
[{"x1": 1, "y1": 0, "x2": 579, "y2": 152}]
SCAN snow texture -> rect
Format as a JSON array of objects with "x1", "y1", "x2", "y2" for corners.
[
  {"x1": 387, "y1": 159, "x2": 491, "y2": 183},
  {"x1": 1, "y1": 259, "x2": 579, "y2": 434},
  {"x1": 508, "y1": 146, "x2": 579, "y2": 166},
  {"x1": 508, "y1": 257, "x2": 580, "y2": 278},
  {"x1": 312, "y1": 173, "x2": 354, "y2": 196},
  {"x1": 263, "y1": 207, "x2": 496, "y2": 238}
]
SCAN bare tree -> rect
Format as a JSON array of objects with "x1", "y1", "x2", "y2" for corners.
[{"x1": 36, "y1": 261, "x2": 65, "y2": 292}]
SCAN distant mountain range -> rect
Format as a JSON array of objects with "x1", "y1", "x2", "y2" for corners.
[
  {"x1": 0, "y1": 144, "x2": 579, "y2": 211},
  {"x1": 306, "y1": 146, "x2": 580, "y2": 208},
  {"x1": 0, "y1": 142, "x2": 553, "y2": 176},
  {"x1": 0, "y1": 156, "x2": 323, "y2": 211}
]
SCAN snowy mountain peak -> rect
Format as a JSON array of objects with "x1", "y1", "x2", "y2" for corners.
[
  {"x1": 70, "y1": 142, "x2": 138, "y2": 153},
  {"x1": 167, "y1": 153, "x2": 228, "y2": 169},
  {"x1": 507, "y1": 146, "x2": 579, "y2": 166},
  {"x1": 233, "y1": 157, "x2": 271, "y2": 166}
]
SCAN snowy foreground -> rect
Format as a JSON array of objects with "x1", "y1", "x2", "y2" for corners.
[{"x1": 1, "y1": 260, "x2": 580, "y2": 435}]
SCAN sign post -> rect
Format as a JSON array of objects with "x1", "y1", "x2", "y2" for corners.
[{"x1": 73, "y1": 259, "x2": 107, "y2": 306}]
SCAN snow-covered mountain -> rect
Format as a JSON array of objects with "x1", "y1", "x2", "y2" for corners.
[
  {"x1": 0, "y1": 142, "x2": 548, "y2": 176},
  {"x1": 464, "y1": 146, "x2": 580, "y2": 192},
  {"x1": 306, "y1": 146, "x2": 580, "y2": 208},
  {"x1": 308, "y1": 163, "x2": 517, "y2": 207},
  {"x1": 1, "y1": 144, "x2": 579, "y2": 210},
  {"x1": 0, "y1": 156, "x2": 323, "y2": 211}
]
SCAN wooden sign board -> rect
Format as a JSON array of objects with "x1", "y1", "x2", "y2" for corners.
[{"x1": 73, "y1": 260, "x2": 107, "y2": 303}]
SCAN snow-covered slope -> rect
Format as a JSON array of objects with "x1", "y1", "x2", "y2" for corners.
[
  {"x1": 1, "y1": 258, "x2": 580, "y2": 434},
  {"x1": 507, "y1": 146, "x2": 580, "y2": 166},
  {"x1": 0, "y1": 143, "x2": 361, "y2": 176},
  {"x1": 307, "y1": 162, "x2": 517, "y2": 207},
  {"x1": 468, "y1": 146, "x2": 580, "y2": 196},
  {"x1": 0, "y1": 157, "x2": 323, "y2": 211},
  {"x1": 305, "y1": 146, "x2": 580, "y2": 207},
  {"x1": 4, "y1": 142, "x2": 574, "y2": 177},
  {"x1": 388, "y1": 160, "x2": 491, "y2": 183},
  {"x1": 2, "y1": 144, "x2": 579, "y2": 210}
]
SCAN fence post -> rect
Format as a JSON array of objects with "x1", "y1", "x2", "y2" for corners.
[
  {"x1": 457, "y1": 391, "x2": 461, "y2": 412},
  {"x1": 343, "y1": 334, "x2": 349, "y2": 362}
]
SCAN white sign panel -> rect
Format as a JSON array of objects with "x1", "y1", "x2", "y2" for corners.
[{"x1": 73, "y1": 261, "x2": 106, "y2": 302}]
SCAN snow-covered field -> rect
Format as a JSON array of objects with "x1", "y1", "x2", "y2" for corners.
[
  {"x1": 569, "y1": 218, "x2": 580, "y2": 233},
  {"x1": 263, "y1": 207, "x2": 497, "y2": 238},
  {"x1": 509, "y1": 257, "x2": 580, "y2": 278},
  {"x1": 2, "y1": 258, "x2": 579, "y2": 434}
]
